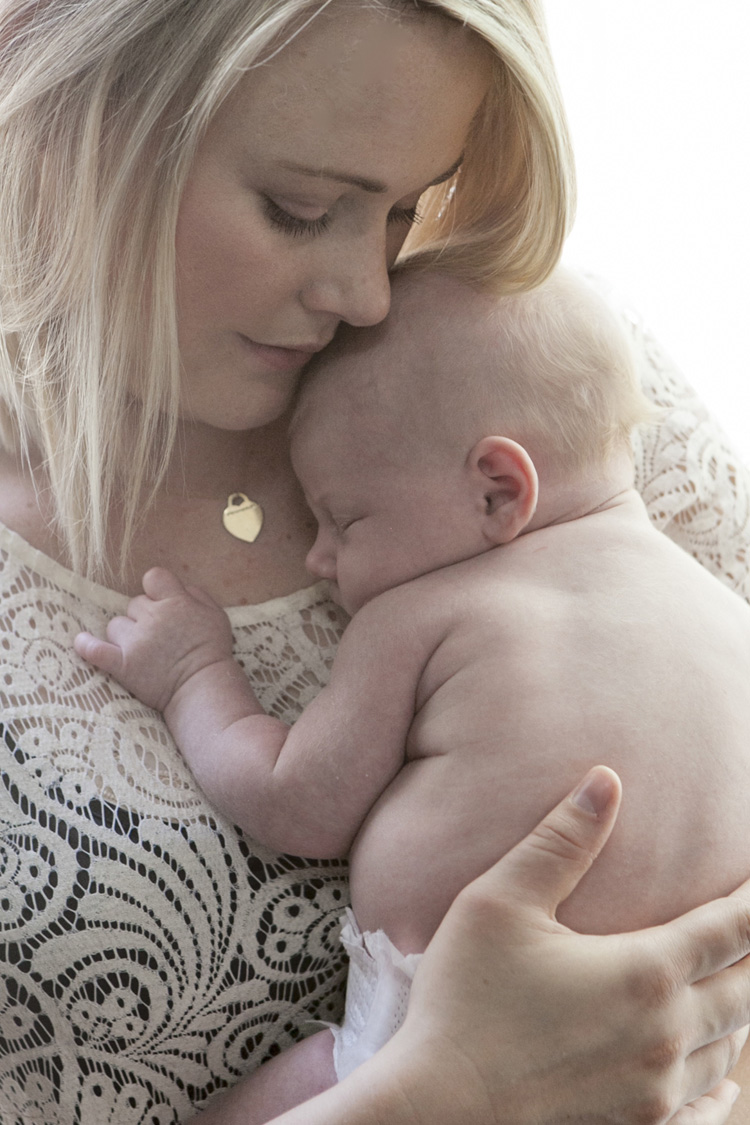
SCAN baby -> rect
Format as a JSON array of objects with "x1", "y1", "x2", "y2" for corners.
[{"x1": 75, "y1": 266, "x2": 750, "y2": 1102}]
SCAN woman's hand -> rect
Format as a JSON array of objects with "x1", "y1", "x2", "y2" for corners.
[
  {"x1": 383, "y1": 765, "x2": 749, "y2": 1125},
  {"x1": 200, "y1": 767, "x2": 749, "y2": 1125},
  {"x1": 674, "y1": 1082, "x2": 742, "y2": 1124}
]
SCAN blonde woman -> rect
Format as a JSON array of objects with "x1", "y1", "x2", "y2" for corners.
[{"x1": 0, "y1": 1, "x2": 748, "y2": 1122}]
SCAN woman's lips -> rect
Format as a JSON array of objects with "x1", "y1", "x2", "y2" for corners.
[{"x1": 239, "y1": 334, "x2": 320, "y2": 371}]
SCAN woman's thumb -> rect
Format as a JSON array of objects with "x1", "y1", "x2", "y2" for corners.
[{"x1": 487, "y1": 766, "x2": 622, "y2": 919}]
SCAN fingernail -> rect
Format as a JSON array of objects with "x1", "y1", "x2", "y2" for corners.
[
  {"x1": 729, "y1": 1081, "x2": 741, "y2": 1104},
  {"x1": 571, "y1": 768, "x2": 616, "y2": 818}
]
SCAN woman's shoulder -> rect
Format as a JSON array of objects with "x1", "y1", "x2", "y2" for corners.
[
  {"x1": 581, "y1": 272, "x2": 750, "y2": 605},
  {"x1": 629, "y1": 311, "x2": 750, "y2": 605},
  {"x1": 0, "y1": 511, "x2": 130, "y2": 617}
]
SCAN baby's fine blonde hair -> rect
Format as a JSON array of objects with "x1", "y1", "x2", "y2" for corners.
[
  {"x1": 446, "y1": 267, "x2": 656, "y2": 473},
  {"x1": 303, "y1": 265, "x2": 655, "y2": 477},
  {"x1": 0, "y1": 0, "x2": 574, "y2": 578}
]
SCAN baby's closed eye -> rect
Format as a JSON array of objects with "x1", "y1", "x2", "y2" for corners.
[{"x1": 333, "y1": 516, "x2": 361, "y2": 535}]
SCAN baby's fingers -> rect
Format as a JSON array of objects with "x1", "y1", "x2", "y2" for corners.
[
  {"x1": 141, "y1": 566, "x2": 187, "y2": 600},
  {"x1": 140, "y1": 567, "x2": 219, "y2": 615},
  {"x1": 74, "y1": 631, "x2": 125, "y2": 677},
  {"x1": 185, "y1": 584, "x2": 222, "y2": 611}
]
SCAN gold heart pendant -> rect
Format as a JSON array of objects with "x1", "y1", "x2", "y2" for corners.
[{"x1": 222, "y1": 493, "x2": 264, "y2": 543}]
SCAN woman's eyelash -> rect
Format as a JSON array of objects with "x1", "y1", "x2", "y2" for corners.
[
  {"x1": 389, "y1": 204, "x2": 422, "y2": 228},
  {"x1": 263, "y1": 197, "x2": 331, "y2": 238},
  {"x1": 263, "y1": 196, "x2": 423, "y2": 238}
]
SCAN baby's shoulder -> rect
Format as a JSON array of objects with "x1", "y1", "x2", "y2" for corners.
[
  {"x1": 344, "y1": 557, "x2": 517, "y2": 656},
  {"x1": 351, "y1": 567, "x2": 469, "y2": 637},
  {"x1": 398, "y1": 552, "x2": 536, "y2": 641},
  {"x1": 408, "y1": 552, "x2": 521, "y2": 610}
]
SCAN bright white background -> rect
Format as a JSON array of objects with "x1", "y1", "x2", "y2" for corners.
[{"x1": 544, "y1": 2, "x2": 750, "y2": 466}]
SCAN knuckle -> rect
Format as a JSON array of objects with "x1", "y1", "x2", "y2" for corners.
[
  {"x1": 452, "y1": 880, "x2": 516, "y2": 934},
  {"x1": 454, "y1": 880, "x2": 497, "y2": 918},
  {"x1": 727, "y1": 1027, "x2": 748, "y2": 1071},
  {"x1": 625, "y1": 952, "x2": 682, "y2": 1011},
  {"x1": 730, "y1": 900, "x2": 750, "y2": 954},
  {"x1": 701, "y1": 1031, "x2": 747, "y2": 1093},
  {"x1": 529, "y1": 817, "x2": 588, "y2": 864},
  {"x1": 641, "y1": 1031, "x2": 686, "y2": 1074},
  {"x1": 631, "y1": 1090, "x2": 676, "y2": 1125},
  {"x1": 106, "y1": 617, "x2": 125, "y2": 640}
]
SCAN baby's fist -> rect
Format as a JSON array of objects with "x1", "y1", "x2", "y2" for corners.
[{"x1": 74, "y1": 568, "x2": 234, "y2": 711}]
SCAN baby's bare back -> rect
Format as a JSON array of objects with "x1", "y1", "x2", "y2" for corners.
[{"x1": 350, "y1": 494, "x2": 750, "y2": 954}]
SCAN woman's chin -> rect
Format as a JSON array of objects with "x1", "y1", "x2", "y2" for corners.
[{"x1": 178, "y1": 390, "x2": 297, "y2": 433}]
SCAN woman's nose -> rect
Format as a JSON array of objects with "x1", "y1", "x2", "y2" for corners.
[
  {"x1": 301, "y1": 240, "x2": 392, "y2": 327},
  {"x1": 305, "y1": 537, "x2": 337, "y2": 581}
]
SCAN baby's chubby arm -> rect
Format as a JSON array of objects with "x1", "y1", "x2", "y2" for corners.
[{"x1": 75, "y1": 568, "x2": 432, "y2": 858}]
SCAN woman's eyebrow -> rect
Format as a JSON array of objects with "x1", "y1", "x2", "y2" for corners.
[{"x1": 274, "y1": 154, "x2": 464, "y2": 194}]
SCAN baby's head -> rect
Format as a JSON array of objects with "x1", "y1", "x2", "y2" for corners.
[{"x1": 291, "y1": 265, "x2": 653, "y2": 614}]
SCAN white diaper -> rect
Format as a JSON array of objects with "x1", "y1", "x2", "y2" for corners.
[{"x1": 331, "y1": 908, "x2": 422, "y2": 1080}]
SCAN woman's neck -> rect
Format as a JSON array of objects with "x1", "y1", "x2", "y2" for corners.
[
  {"x1": 116, "y1": 411, "x2": 317, "y2": 603},
  {"x1": 0, "y1": 413, "x2": 319, "y2": 606},
  {"x1": 160, "y1": 413, "x2": 292, "y2": 501}
]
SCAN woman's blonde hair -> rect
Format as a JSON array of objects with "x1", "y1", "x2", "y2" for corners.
[{"x1": 0, "y1": 0, "x2": 574, "y2": 579}]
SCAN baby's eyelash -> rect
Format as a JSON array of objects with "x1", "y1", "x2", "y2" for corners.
[{"x1": 263, "y1": 197, "x2": 331, "y2": 238}]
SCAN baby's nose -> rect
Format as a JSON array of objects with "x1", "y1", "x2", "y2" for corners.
[{"x1": 305, "y1": 539, "x2": 337, "y2": 581}]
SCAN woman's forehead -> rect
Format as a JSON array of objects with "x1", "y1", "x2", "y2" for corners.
[{"x1": 209, "y1": 5, "x2": 491, "y2": 192}]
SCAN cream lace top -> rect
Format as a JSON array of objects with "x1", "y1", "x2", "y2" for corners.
[
  {"x1": 0, "y1": 561, "x2": 351, "y2": 1124},
  {"x1": 1, "y1": 301, "x2": 749, "y2": 1125}
]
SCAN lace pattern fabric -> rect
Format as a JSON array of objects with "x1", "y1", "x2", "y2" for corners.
[
  {"x1": 597, "y1": 276, "x2": 750, "y2": 604},
  {"x1": 1, "y1": 293, "x2": 749, "y2": 1124},
  {"x1": 0, "y1": 532, "x2": 351, "y2": 1123}
]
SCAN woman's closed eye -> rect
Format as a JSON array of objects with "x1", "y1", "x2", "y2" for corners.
[
  {"x1": 262, "y1": 196, "x2": 331, "y2": 238},
  {"x1": 389, "y1": 203, "x2": 422, "y2": 228},
  {"x1": 262, "y1": 195, "x2": 422, "y2": 239}
]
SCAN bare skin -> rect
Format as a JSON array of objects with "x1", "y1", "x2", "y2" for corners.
[
  {"x1": 0, "y1": 4, "x2": 490, "y2": 603},
  {"x1": 75, "y1": 487, "x2": 750, "y2": 939},
  {"x1": 7, "y1": 5, "x2": 750, "y2": 1120},
  {"x1": 75, "y1": 466, "x2": 750, "y2": 1116},
  {"x1": 732, "y1": 1054, "x2": 750, "y2": 1120},
  {"x1": 191, "y1": 768, "x2": 750, "y2": 1125},
  {"x1": 74, "y1": 265, "x2": 750, "y2": 1117}
]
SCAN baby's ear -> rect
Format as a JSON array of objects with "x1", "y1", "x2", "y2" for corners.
[{"x1": 469, "y1": 436, "x2": 538, "y2": 544}]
